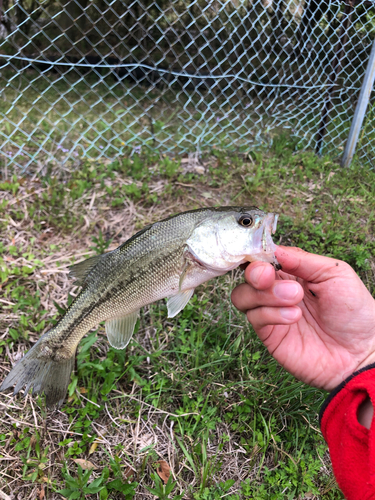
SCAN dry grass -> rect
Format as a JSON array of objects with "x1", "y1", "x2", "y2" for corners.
[
  {"x1": 2, "y1": 145, "x2": 370, "y2": 499},
  {"x1": 0, "y1": 162, "x2": 273, "y2": 499}
]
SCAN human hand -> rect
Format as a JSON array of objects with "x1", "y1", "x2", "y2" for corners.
[{"x1": 231, "y1": 246, "x2": 375, "y2": 391}]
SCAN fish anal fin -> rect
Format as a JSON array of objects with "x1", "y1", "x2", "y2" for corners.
[
  {"x1": 105, "y1": 311, "x2": 139, "y2": 350},
  {"x1": 167, "y1": 289, "x2": 195, "y2": 318},
  {"x1": 68, "y1": 254, "x2": 103, "y2": 286}
]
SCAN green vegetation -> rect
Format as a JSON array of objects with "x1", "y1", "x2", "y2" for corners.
[
  {"x1": 1, "y1": 136, "x2": 374, "y2": 498},
  {"x1": 0, "y1": 70, "x2": 268, "y2": 163},
  {"x1": 0, "y1": 68, "x2": 353, "y2": 168}
]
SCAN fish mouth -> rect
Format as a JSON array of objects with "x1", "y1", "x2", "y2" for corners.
[
  {"x1": 262, "y1": 213, "x2": 278, "y2": 252},
  {"x1": 246, "y1": 213, "x2": 281, "y2": 269}
]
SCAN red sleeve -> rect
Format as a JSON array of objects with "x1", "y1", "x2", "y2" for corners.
[{"x1": 320, "y1": 364, "x2": 375, "y2": 500}]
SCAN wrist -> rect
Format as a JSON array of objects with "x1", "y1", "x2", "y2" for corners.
[
  {"x1": 355, "y1": 352, "x2": 375, "y2": 372},
  {"x1": 357, "y1": 397, "x2": 373, "y2": 429},
  {"x1": 319, "y1": 361, "x2": 375, "y2": 426}
]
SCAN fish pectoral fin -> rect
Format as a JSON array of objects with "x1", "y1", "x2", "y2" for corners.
[
  {"x1": 68, "y1": 254, "x2": 103, "y2": 286},
  {"x1": 105, "y1": 311, "x2": 139, "y2": 349},
  {"x1": 167, "y1": 289, "x2": 195, "y2": 318}
]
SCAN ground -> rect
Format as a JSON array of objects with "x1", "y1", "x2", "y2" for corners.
[{"x1": 1, "y1": 136, "x2": 374, "y2": 499}]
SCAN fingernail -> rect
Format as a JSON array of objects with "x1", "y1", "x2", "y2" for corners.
[
  {"x1": 280, "y1": 307, "x2": 299, "y2": 320},
  {"x1": 274, "y1": 282, "x2": 299, "y2": 300},
  {"x1": 249, "y1": 266, "x2": 264, "y2": 284}
]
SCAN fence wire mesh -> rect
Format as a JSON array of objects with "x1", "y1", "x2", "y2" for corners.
[{"x1": 0, "y1": 0, "x2": 374, "y2": 170}]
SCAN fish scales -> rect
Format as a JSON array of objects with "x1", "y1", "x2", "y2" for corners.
[
  {"x1": 0, "y1": 207, "x2": 279, "y2": 407},
  {"x1": 42, "y1": 212, "x2": 200, "y2": 347}
]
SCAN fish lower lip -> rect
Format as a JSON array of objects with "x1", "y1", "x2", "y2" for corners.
[{"x1": 262, "y1": 229, "x2": 267, "y2": 251}]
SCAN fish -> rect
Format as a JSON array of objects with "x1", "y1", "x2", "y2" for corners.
[{"x1": 0, "y1": 206, "x2": 279, "y2": 407}]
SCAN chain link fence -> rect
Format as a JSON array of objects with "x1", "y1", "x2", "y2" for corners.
[{"x1": 0, "y1": 0, "x2": 374, "y2": 170}]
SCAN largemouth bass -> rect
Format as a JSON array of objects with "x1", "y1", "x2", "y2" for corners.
[{"x1": 1, "y1": 206, "x2": 279, "y2": 407}]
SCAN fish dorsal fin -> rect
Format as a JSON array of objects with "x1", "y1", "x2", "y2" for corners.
[
  {"x1": 167, "y1": 289, "x2": 195, "y2": 318},
  {"x1": 105, "y1": 311, "x2": 139, "y2": 349},
  {"x1": 68, "y1": 255, "x2": 103, "y2": 286}
]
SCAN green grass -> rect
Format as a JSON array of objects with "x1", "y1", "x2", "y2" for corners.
[
  {"x1": 1, "y1": 136, "x2": 374, "y2": 498},
  {"x1": 0, "y1": 69, "x2": 258, "y2": 161},
  {"x1": 0, "y1": 68, "x2": 355, "y2": 168}
]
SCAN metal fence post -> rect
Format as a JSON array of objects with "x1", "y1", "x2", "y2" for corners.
[
  {"x1": 315, "y1": 0, "x2": 354, "y2": 157},
  {"x1": 341, "y1": 37, "x2": 375, "y2": 168}
]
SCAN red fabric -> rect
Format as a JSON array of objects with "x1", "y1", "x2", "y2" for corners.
[{"x1": 321, "y1": 368, "x2": 375, "y2": 500}]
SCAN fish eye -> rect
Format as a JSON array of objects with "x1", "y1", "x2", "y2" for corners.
[{"x1": 238, "y1": 215, "x2": 254, "y2": 227}]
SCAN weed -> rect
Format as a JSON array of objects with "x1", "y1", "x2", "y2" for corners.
[
  {"x1": 146, "y1": 473, "x2": 183, "y2": 500},
  {"x1": 57, "y1": 465, "x2": 105, "y2": 499},
  {"x1": 57, "y1": 462, "x2": 138, "y2": 499},
  {"x1": 90, "y1": 230, "x2": 113, "y2": 255}
]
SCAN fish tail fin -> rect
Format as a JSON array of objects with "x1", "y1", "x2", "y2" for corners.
[{"x1": 0, "y1": 333, "x2": 76, "y2": 408}]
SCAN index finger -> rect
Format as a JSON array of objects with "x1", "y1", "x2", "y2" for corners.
[{"x1": 275, "y1": 246, "x2": 345, "y2": 283}]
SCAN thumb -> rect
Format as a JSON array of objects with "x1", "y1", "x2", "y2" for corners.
[{"x1": 275, "y1": 246, "x2": 344, "y2": 283}]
